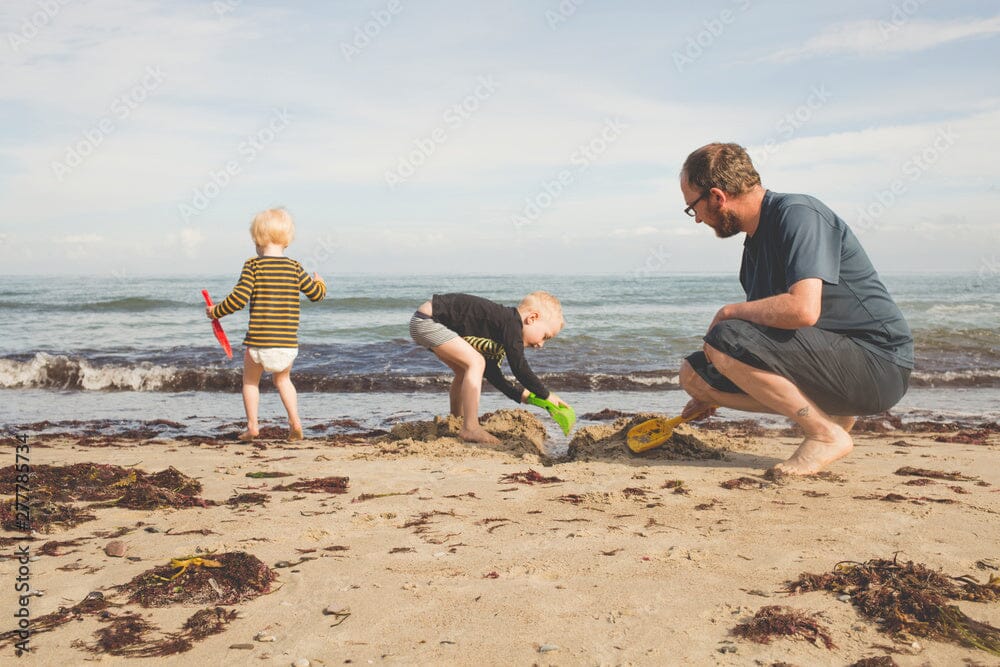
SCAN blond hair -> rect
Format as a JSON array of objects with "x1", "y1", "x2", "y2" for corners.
[
  {"x1": 519, "y1": 291, "x2": 564, "y2": 327},
  {"x1": 250, "y1": 208, "x2": 295, "y2": 247}
]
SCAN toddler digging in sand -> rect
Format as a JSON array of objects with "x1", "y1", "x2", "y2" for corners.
[{"x1": 409, "y1": 291, "x2": 570, "y2": 444}]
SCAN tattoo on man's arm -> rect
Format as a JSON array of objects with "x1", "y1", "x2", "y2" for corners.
[{"x1": 796, "y1": 406, "x2": 810, "y2": 417}]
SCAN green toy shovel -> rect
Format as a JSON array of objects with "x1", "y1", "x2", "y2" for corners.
[{"x1": 526, "y1": 392, "x2": 576, "y2": 436}]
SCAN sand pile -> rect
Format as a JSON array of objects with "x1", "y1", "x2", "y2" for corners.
[
  {"x1": 357, "y1": 409, "x2": 548, "y2": 460},
  {"x1": 566, "y1": 414, "x2": 730, "y2": 462}
]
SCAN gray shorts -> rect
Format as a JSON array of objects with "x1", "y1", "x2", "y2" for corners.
[
  {"x1": 686, "y1": 319, "x2": 910, "y2": 416},
  {"x1": 409, "y1": 311, "x2": 459, "y2": 349}
]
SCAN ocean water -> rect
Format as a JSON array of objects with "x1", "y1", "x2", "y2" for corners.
[{"x1": 1, "y1": 273, "x2": 998, "y2": 434}]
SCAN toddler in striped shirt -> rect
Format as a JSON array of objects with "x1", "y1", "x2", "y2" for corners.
[{"x1": 206, "y1": 208, "x2": 326, "y2": 441}]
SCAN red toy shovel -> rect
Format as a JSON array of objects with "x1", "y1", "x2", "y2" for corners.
[{"x1": 201, "y1": 290, "x2": 233, "y2": 358}]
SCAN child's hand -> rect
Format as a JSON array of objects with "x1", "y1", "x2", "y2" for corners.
[
  {"x1": 313, "y1": 271, "x2": 324, "y2": 283},
  {"x1": 205, "y1": 305, "x2": 215, "y2": 320},
  {"x1": 546, "y1": 392, "x2": 568, "y2": 408}
]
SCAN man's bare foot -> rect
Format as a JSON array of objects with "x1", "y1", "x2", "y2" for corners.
[
  {"x1": 237, "y1": 430, "x2": 258, "y2": 442},
  {"x1": 288, "y1": 427, "x2": 304, "y2": 442},
  {"x1": 773, "y1": 426, "x2": 853, "y2": 475},
  {"x1": 459, "y1": 427, "x2": 501, "y2": 445}
]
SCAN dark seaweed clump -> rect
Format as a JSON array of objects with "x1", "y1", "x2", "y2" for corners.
[
  {"x1": 124, "y1": 552, "x2": 275, "y2": 607},
  {"x1": 731, "y1": 605, "x2": 835, "y2": 648},
  {"x1": 788, "y1": 556, "x2": 1000, "y2": 655},
  {"x1": 0, "y1": 464, "x2": 208, "y2": 531}
]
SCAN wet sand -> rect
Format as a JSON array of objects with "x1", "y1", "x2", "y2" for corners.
[{"x1": 2, "y1": 411, "x2": 999, "y2": 666}]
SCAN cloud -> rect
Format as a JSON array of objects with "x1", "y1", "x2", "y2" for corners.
[
  {"x1": 169, "y1": 227, "x2": 205, "y2": 259},
  {"x1": 55, "y1": 234, "x2": 103, "y2": 244},
  {"x1": 763, "y1": 15, "x2": 1000, "y2": 62}
]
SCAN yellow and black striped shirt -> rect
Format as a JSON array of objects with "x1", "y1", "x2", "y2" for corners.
[{"x1": 211, "y1": 256, "x2": 326, "y2": 348}]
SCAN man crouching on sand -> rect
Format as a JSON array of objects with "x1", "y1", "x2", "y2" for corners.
[{"x1": 677, "y1": 143, "x2": 913, "y2": 475}]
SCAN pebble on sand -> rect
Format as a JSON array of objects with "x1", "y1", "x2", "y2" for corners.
[{"x1": 104, "y1": 540, "x2": 127, "y2": 557}]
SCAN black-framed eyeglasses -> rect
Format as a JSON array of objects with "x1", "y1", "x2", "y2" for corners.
[{"x1": 684, "y1": 191, "x2": 708, "y2": 217}]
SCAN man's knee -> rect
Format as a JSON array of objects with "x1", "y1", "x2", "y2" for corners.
[{"x1": 703, "y1": 342, "x2": 731, "y2": 369}]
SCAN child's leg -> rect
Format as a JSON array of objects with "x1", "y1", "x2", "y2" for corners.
[
  {"x1": 431, "y1": 338, "x2": 499, "y2": 444},
  {"x1": 241, "y1": 350, "x2": 264, "y2": 439},
  {"x1": 449, "y1": 372, "x2": 463, "y2": 417},
  {"x1": 439, "y1": 360, "x2": 464, "y2": 418},
  {"x1": 272, "y1": 367, "x2": 302, "y2": 440}
]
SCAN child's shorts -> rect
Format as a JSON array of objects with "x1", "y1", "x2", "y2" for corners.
[
  {"x1": 247, "y1": 347, "x2": 298, "y2": 373},
  {"x1": 409, "y1": 311, "x2": 458, "y2": 349}
]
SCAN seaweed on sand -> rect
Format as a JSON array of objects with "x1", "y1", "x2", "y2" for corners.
[
  {"x1": 731, "y1": 605, "x2": 835, "y2": 648},
  {"x1": 0, "y1": 493, "x2": 97, "y2": 533},
  {"x1": 123, "y1": 552, "x2": 275, "y2": 607},
  {"x1": 95, "y1": 481, "x2": 214, "y2": 510},
  {"x1": 894, "y1": 466, "x2": 979, "y2": 482},
  {"x1": 0, "y1": 463, "x2": 134, "y2": 501},
  {"x1": 227, "y1": 492, "x2": 270, "y2": 506},
  {"x1": 0, "y1": 463, "x2": 208, "y2": 513},
  {"x1": 720, "y1": 476, "x2": 769, "y2": 490},
  {"x1": 271, "y1": 476, "x2": 349, "y2": 494},
  {"x1": 79, "y1": 607, "x2": 238, "y2": 657},
  {"x1": 146, "y1": 467, "x2": 203, "y2": 496},
  {"x1": 788, "y1": 556, "x2": 1000, "y2": 655},
  {"x1": 498, "y1": 469, "x2": 564, "y2": 485},
  {"x1": 0, "y1": 591, "x2": 113, "y2": 646}
]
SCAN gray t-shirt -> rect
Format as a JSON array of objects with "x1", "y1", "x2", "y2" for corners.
[{"x1": 740, "y1": 190, "x2": 914, "y2": 368}]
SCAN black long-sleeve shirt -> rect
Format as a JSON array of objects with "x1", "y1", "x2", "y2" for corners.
[{"x1": 431, "y1": 293, "x2": 550, "y2": 403}]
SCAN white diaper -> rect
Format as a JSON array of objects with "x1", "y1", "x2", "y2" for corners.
[{"x1": 248, "y1": 347, "x2": 298, "y2": 373}]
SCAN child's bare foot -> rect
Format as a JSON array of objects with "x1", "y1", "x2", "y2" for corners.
[
  {"x1": 459, "y1": 427, "x2": 501, "y2": 445},
  {"x1": 237, "y1": 430, "x2": 258, "y2": 442},
  {"x1": 288, "y1": 427, "x2": 304, "y2": 442},
  {"x1": 772, "y1": 426, "x2": 853, "y2": 475}
]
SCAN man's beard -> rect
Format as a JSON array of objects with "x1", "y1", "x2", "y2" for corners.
[{"x1": 714, "y1": 209, "x2": 741, "y2": 238}]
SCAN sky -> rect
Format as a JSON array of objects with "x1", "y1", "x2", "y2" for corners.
[{"x1": 1, "y1": 0, "x2": 998, "y2": 277}]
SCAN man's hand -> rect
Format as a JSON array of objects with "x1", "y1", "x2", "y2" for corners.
[
  {"x1": 681, "y1": 398, "x2": 716, "y2": 421},
  {"x1": 708, "y1": 304, "x2": 736, "y2": 333}
]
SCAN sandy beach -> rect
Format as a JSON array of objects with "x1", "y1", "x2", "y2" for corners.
[{"x1": 2, "y1": 411, "x2": 999, "y2": 666}]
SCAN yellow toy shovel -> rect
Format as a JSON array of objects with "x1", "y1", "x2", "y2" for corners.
[{"x1": 626, "y1": 408, "x2": 715, "y2": 454}]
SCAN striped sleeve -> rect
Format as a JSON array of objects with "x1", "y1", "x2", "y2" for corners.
[
  {"x1": 212, "y1": 259, "x2": 255, "y2": 318},
  {"x1": 297, "y1": 264, "x2": 326, "y2": 302}
]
